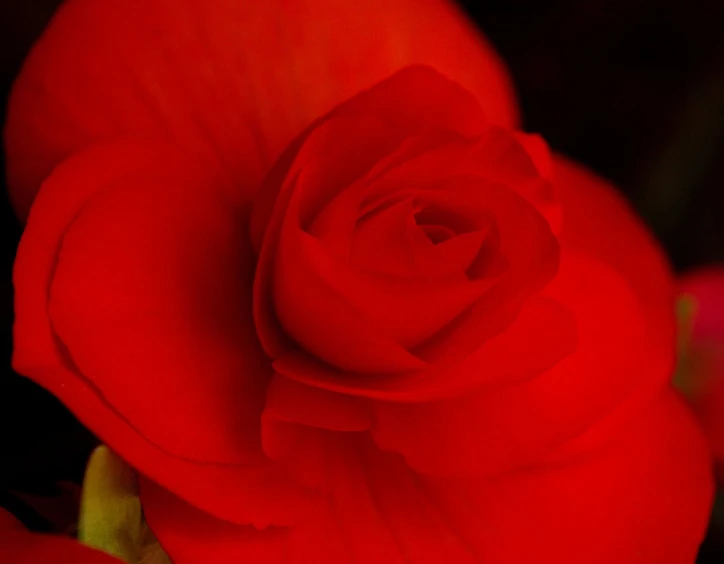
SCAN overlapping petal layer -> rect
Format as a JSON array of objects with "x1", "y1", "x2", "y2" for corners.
[
  {"x1": 140, "y1": 389, "x2": 712, "y2": 564},
  {"x1": 13, "y1": 139, "x2": 316, "y2": 526},
  {"x1": 9, "y1": 58, "x2": 712, "y2": 564},
  {"x1": 5, "y1": 0, "x2": 518, "y2": 220}
]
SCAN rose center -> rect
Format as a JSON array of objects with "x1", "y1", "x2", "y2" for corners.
[
  {"x1": 413, "y1": 205, "x2": 475, "y2": 245},
  {"x1": 417, "y1": 223, "x2": 456, "y2": 244}
]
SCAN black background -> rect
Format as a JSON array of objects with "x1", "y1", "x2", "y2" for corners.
[{"x1": 0, "y1": 0, "x2": 723, "y2": 560}]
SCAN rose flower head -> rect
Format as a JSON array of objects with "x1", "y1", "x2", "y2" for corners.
[{"x1": 10, "y1": 64, "x2": 713, "y2": 563}]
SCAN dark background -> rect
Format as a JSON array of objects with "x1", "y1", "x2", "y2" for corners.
[{"x1": 0, "y1": 0, "x2": 723, "y2": 561}]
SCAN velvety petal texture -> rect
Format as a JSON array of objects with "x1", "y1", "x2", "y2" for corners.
[
  {"x1": 10, "y1": 52, "x2": 712, "y2": 564},
  {"x1": 4, "y1": 0, "x2": 518, "y2": 221},
  {"x1": 13, "y1": 139, "x2": 317, "y2": 527},
  {"x1": 0, "y1": 509, "x2": 122, "y2": 564},
  {"x1": 140, "y1": 389, "x2": 711, "y2": 564}
]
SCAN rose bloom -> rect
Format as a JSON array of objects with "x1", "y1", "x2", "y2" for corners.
[
  {"x1": 677, "y1": 267, "x2": 724, "y2": 482},
  {"x1": 5, "y1": 1, "x2": 714, "y2": 563}
]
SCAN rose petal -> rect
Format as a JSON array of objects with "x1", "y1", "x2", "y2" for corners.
[
  {"x1": 273, "y1": 229, "x2": 431, "y2": 371},
  {"x1": 425, "y1": 251, "x2": 652, "y2": 475},
  {"x1": 420, "y1": 389, "x2": 712, "y2": 564},
  {"x1": 13, "y1": 139, "x2": 315, "y2": 527},
  {"x1": 250, "y1": 66, "x2": 491, "y2": 249},
  {"x1": 351, "y1": 196, "x2": 492, "y2": 278},
  {"x1": 553, "y1": 155, "x2": 677, "y2": 372},
  {"x1": 264, "y1": 374, "x2": 372, "y2": 433},
  {"x1": 351, "y1": 197, "x2": 424, "y2": 276},
  {"x1": 457, "y1": 129, "x2": 561, "y2": 232},
  {"x1": 48, "y1": 150, "x2": 262, "y2": 464},
  {"x1": 7, "y1": 0, "x2": 518, "y2": 220},
  {"x1": 411, "y1": 176, "x2": 559, "y2": 364},
  {"x1": 140, "y1": 390, "x2": 712, "y2": 563},
  {"x1": 257, "y1": 116, "x2": 495, "y2": 366},
  {"x1": 273, "y1": 294, "x2": 574, "y2": 402},
  {"x1": 356, "y1": 129, "x2": 561, "y2": 234},
  {"x1": 514, "y1": 133, "x2": 553, "y2": 179},
  {"x1": 327, "y1": 65, "x2": 488, "y2": 138},
  {"x1": 278, "y1": 251, "x2": 649, "y2": 475},
  {"x1": 252, "y1": 115, "x2": 404, "y2": 359},
  {"x1": 309, "y1": 130, "x2": 467, "y2": 268}
]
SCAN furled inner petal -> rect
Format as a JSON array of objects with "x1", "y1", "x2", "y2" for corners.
[
  {"x1": 272, "y1": 294, "x2": 575, "y2": 402},
  {"x1": 455, "y1": 129, "x2": 561, "y2": 233},
  {"x1": 305, "y1": 130, "x2": 468, "y2": 261},
  {"x1": 417, "y1": 228, "x2": 496, "y2": 278},
  {"x1": 350, "y1": 195, "x2": 494, "y2": 279},
  {"x1": 351, "y1": 126, "x2": 561, "y2": 237},
  {"x1": 274, "y1": 225, "x2": 429, "y2": 372},
  {"x1": 350, "y1": 197, "x2": 419, "y2": 276},
  {"x1": 252, "y1": 115, "x2": 405, "y2": 359},
  {"x1": 411, "y1": 175, "x2": 559, "y2": 364},
  {"x1": 272, "y1": 165, "x2": 557, "y2": 381},
  {"x1": 274, "y1": 221, "x2": 495, "y2": 368}
]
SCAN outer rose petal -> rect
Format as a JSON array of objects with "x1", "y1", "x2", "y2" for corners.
[
  {"x1": 5, "y1": 0, "x2": 518, "y2": 220},
  {"x1": 423, "y1": 389, "x2": 713, "y2": 564},
  {"x1": 552, "y1": 155, "x2": 677, "y2": 380},
  {"x1": 0, "y1": 509, "x2": 121, "y2": 563},
  {"x1": 367, "y1": 250, "x2": 651, "y2": 476},
  {"x1": 139, "y1": 390, "x2": 712, "y2": 564},
  {"x1": 13, "y1": 139, "x2": 315, "y2": 526}
]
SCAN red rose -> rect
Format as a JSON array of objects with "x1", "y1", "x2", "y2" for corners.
[
  {"x1": 12, "y1": 65, "x2": 713, "y2": 563},
  {"x1": 4, "y1": 0, "x2": 518, "y2": 222},
  {"x1": 677, "y1": 267, "x2": 724, "y2": 481}
]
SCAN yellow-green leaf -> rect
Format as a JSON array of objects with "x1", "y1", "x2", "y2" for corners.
[{"x1": 78, "y1": 446, "x2": 144, "y2": 563}]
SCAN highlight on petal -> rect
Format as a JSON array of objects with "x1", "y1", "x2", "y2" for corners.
[
  {"x1": 420, "y1": 389, "x2": 713, "y2": 564},
  {"x1": 5, "y1": 0, "x2": 518, "y2": 220}
]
